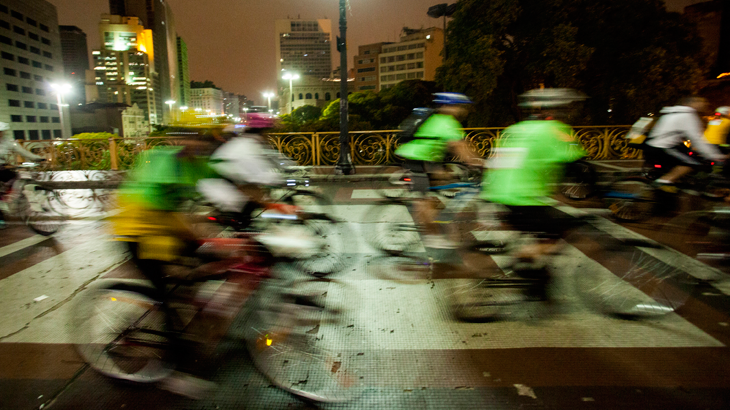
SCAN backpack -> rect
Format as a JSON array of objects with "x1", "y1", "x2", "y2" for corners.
[
  {"x1": 397, "y1": 108, "x2": 435, "y2": 144},
  {"x1": 625, "y1": 116, "x2": 659, "y2": 148}
]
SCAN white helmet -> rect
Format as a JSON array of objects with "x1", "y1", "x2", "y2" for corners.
[
  {"x1": 715, "y1": 106, "x2": 730, "y2": 116},
  {"x1": 0, "y1": 122, "x2": 9, "y2": 131}
]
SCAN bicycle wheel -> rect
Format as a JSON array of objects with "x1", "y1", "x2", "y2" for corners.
[
  {"x1": 18, "y1": 188, "x2": 63, "y2": 236},
  {"x1": 73, "y1": 281, "x2": 175, "y2": 383},
  {"x1": 571, "y1": 231, "x2": 694, "y2": 319},
  {"x1": 604, "y1": 177, "x2": 655, "y2": 222},
  {"x1": 245, "y1": 279, "x2": 364, "y2": 402},
  {"x1": 363, "y1": 198, "x2": 421, "y2": 255},
  {"x1": 447, "y1": 274, "x2": 542, "y2": 322},
  {"x1": 561, "y1": 160, "x2": 598, "y2": 200}
]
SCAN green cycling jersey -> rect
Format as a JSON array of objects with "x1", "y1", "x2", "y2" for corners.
[
  {"x1": 482, "y1": 120, "x2": 585, "y2": 206},
  {"x1": 395, "y1": 114, "x2": 464, "y2": 162}
]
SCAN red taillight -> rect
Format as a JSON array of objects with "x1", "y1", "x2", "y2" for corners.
[
  {"x1": 654, "y1": 164, "x2": 662, "y2": 168},
  {"x1": 712, "y1": 162, "x2": 715, "y2": 165},
  {"x1": 404, "y1": 177, "x2": 411, "y2": 182},
  {"x1": 689, "y1": 152, "x2": 693, "y2": 156},
  {"x1": 208, "y1": 216, "x2": 217, "y2": 221}
]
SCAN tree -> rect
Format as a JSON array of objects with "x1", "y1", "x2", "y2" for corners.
[
  {"x1": 438, "y1": 0, "x2": 705, "y2": 125},
  {"x1": 190, "y1": 80, "x2": 220, "y2": 89}
]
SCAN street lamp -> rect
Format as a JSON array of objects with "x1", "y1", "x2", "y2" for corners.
[
  {"x1": 427, "y1": 3, "x2": 457, "y2": 59},
  {"x1": 165, "y1": 100, "x2": 176, "y2": 123},
  {"x1": 282, "y1": 72, "x2": 300, "y2": 114},
  {"x1": 50, "y1": 83, "x2": 72, "y2": 139},
  {"x1": 262, "y1": 92, "x2": 275, "y2": 112},
  {"x1": 243, "y1": 107, "x2": 249, "y2": 121}
]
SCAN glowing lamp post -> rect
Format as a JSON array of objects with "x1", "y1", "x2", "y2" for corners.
[
  {"x1": 165, "y1": 100, "x2": 176, "y2": 123},
  {"x1": 50, "y1": 83, "x2": 72, "y2": 139},
  {"x1": 263, "y1": 92, "x2": 275, "y2": 112},
  {"x1": 282, "y1": 72, "x2": 299, "y2": 114}
]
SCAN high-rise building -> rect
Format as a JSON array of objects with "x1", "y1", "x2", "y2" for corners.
[
  {"x1": 190, "y1": 87, "x2": 223, "y2": 115},
  {"x1": 275, "y1": 19, "x2": 333, "y2": 78},
  {"x1": 222, "y1": 91, "x2": 239, "y2": 118},
  {"x1": 0, "y1": 0, "x2": 69, "y2": 140},
  {"x1": 353, "y1": 42, "x2": 390, "y2": 91},
  {"x1": 59, "y1": 25, "x2": 89, "y2": 105},
  {"x1": 92, "y1": 15, "x2": 158, "y2": 124},
  {"x1": 176, "y1": 36, "x2": 189, "y2": 107},
  {"x1": 108, "y1": 0, "x2": 178, "y2": 123},
  {"x1": 378, "y1": 27, "x2": 444, "y2": 90}
]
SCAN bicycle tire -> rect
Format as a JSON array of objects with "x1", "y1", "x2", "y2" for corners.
[
  {"x1": 363, "y1": 198, "x2": 421, "y2": 255},
  {"x1": 277, "y1": 190, "x2": 351, "y2": 277},
  {"x1": 570, "y1": 230, "x2": 694, "y2": 319},
  {"x1": 604, "y1": 177, "x2": 655, "y2": 222},
  {"x1": 244, "y1": 278, "x2": 364, "y2": 403},
  {"x1": 73, "y1": 280, "x2": 175, "y2": 383},
  {"x1": 18, "y1": 188, "x2": 63, "y2": 236}
]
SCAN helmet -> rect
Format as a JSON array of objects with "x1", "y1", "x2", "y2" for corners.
[
  {"x1": 715, "y1": 106, "x2": 730, "y2": 116},
  {"x1": 0, "y1": 122, "x2": 9, "y2": 131},
  {"x1": 433, "y1": 92, "x2": 473, "y2": 105},
  {"x1": 519, "y1": 88, "x2": 587, "y2": 108},
  {"x1": 246, "y1": 113, "x2": 276, "y2": 129}
]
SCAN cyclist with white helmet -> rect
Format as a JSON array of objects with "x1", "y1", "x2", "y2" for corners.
[
  {"x1": 395, "y1": 92, "x2": 482, "y2": 249},
  {"x1": 0, "y1": 122, "x2": 44, "y2": 228},
  {"x1": 482, "y1": 88, "x2": 587, "y2": 300}
]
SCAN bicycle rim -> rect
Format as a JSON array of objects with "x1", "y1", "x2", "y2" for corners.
[
  {"x1": 363, "y1": 199, "x2": 420, "y2": 255},
  {"x1": 573, "y1": 236, "x2": 693, "y2": 318},
  {"x1": 245, "y1": 284, "x2": 364, "y2": 402},
  {"x1": 18, "y1": 193, "x2": 63, "y2": 236},
  {"x1": 73, "y1": 282, "x2": 174, "y2": 382}
]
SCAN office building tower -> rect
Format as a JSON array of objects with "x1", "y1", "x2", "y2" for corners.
[
  {"x1": 190, "y1": 87, "x2": 223, "y2": 115},
  {"x1": 59, "y1": 25, "x2": 89, "y2": 105},
  {"x1": 176, "y1": 36, "x2": 189, "y2": 107},
  {"x1": 92, "y1": 15, "x2": 157, "y2": 124},
  {"x1": 353, "y1": 42, "x2": 390, "y2": 91},
  {"x1": 0, "y1": 0, "x2": 69, "y2": 140},
  {"x1": 378, "y1": 27, "x2": 443, "y2": 90},
  {"x1": 275, "y1": 19, "x2": 333, "y2": 78}
]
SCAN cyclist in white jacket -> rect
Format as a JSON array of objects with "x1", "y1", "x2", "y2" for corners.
[
  {"x1": 645, "y1": 97, "x2": 726, "y2": 187},
  {"x1": 1, "y1": 122, "x2": 44, "y2": 228}
]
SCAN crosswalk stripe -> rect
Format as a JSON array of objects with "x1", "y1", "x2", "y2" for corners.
[{"x1": 0, "y1": 234, "x2": 47, "y2": 259}]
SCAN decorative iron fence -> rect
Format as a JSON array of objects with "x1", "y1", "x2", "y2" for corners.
[{"x1": 17, "y1": 126, "x2": 636, "y2": 171}]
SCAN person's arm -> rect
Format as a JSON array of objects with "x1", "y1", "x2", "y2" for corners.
[
  {"x1": 447, "y1": 140, "x2": 483, "y2": 167},
  {"x1": 11, "y1": 141, "x2": 43, "y2": 162},
  {"x1": 685, "y1": 114, "x2": 725, "y2": 162}
]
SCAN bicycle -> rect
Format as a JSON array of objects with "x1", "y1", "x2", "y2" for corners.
[
  {"x1": 72, "y1": 221, "x2": 363, "y2": 402},
  {"x1": 189, "y1": 174, "x2": 349, "y2": 277},
  {"x1": 0, "y1": 162, "x2": 65, "y2": 235},
  {"x1": 447, "y1": 207, "x2": 696, "y2": 321}
]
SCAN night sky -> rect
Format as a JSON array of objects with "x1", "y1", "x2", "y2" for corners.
[{"x1": 48, "y1": 0, "x2": 706, "y2": 104}]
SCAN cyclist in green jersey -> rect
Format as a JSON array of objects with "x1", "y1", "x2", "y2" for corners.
[
  {"x1": 483, "y1": 88, "x2": 587, "y2": 299},
  {"x1": 395, "y1": 93, "x2": 482, "y2": 249}
]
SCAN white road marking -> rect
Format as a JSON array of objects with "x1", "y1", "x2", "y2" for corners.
[{"x1": 0, "y1": 234, "x2": 47, "y2": 258}]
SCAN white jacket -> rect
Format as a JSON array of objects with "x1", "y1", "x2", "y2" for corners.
[
  {"x1": 0, "y1": 134, "x2": 43, "y2": 165},
  {"x1": 646, "y1": 106, "x2": 724, "y2": 162}
]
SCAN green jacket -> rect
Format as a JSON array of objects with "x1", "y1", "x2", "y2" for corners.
[
  {"x1": 395, "y1": 114, "x2": 464, "y2": 162},
  {"x1": 120, "y1": 147, "x2": 218, "y2": 211},
  {"x1": 483, "y1": 120, "x2": 585, "y2": 206}
]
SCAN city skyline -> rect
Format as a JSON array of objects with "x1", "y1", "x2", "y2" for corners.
[{"x1": 48, "y1": 0, "x2": 706, "y2": 103}]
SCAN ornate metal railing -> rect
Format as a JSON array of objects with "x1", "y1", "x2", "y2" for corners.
[{"x1": 16, "y1": 126, "x2": 636, "y2": 171}]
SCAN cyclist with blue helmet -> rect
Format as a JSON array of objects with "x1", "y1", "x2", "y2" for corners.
[{"x1": 395, "y1": 92, "x2": 482, "y2": 249}]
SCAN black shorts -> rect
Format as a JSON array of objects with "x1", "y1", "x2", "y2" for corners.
[
  {"x1": 504, "y1": 206, "x2": 574, "y2": 239},
  {"x1": 403, "y1": 160, "x2": 439, "y2": 194}
]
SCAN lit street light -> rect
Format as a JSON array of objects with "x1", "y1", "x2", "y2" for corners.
[
  {"x1": 243, "y1": 107, "x2": 249, "y2": 121},
  {"x1": 282, "y1": 72, "x2": 300, "y2": 114},
  {"x1": 165, "y1": 100, "x2": 176, "y2": 123},
  {"x1": 262, "y1": 92, "x2": 275, "y2": 112},
  {"x1": 50, "y1": 83, "x2": 72, "y2": 139}
]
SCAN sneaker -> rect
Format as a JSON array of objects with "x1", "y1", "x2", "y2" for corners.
[{"x1": 422, "y1": 234, "x2": 457, "y2": 249}]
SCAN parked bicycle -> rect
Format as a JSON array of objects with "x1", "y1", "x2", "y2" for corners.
[{"x1": 0, "y1": 162, "x2": 65, "y2": 235}]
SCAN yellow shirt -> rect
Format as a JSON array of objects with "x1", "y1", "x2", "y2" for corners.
[{"x1": 705, "y1": 117, "x2": 730, "y2": 145}]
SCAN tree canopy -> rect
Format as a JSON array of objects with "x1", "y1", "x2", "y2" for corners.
[
  {"x1": 190, "y1": 80, "x2": 220, "y2": 89},
  {"x1": 437, "y1": 0, "x2": 707, "y2": 126}
]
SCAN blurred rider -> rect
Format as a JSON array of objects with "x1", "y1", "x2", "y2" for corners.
[
  {"x1": 197, "y1": 113, "x2": 295, "y2": 228},
  {"x1": 395, "y1": 92, "x2": 482, "y2": 249},
  {"x1": 0, "y1": 122, "x2": 44, "y2": 228},
  {"x1": 483, "y1": 88, "x2": 587, "y2": 300},
  {"x1": 705, "y1": 106, "x2": 730, "y2": 149},
  {"x1": 645, "y1": 97, "x2": 726, "y2": 191}
]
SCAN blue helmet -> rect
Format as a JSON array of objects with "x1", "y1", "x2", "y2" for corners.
[{"x1": 433, "y1": 92, "x2": 473, "y2": 105}]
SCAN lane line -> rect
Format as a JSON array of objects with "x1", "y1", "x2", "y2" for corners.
[{"x1": 0, "y1": 235, "x2": 47, "y2": 259}]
